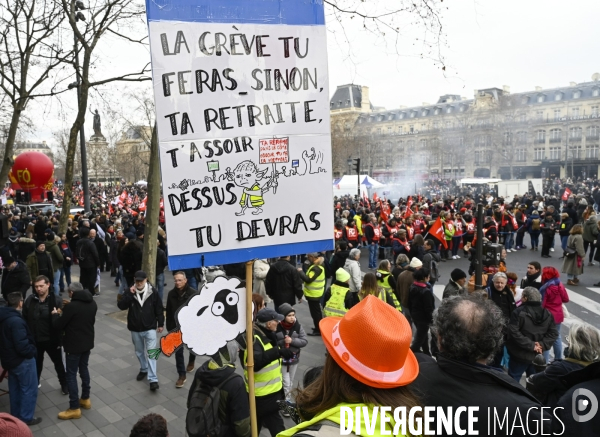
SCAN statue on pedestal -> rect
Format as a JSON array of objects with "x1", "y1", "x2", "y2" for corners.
[{"x1": 90, "y1": 107, "x2": 102, "y2": 137}]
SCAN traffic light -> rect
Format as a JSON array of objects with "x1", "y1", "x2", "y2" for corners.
[{"x1": 353, "y1": 158, "x2": 361, "y2": 175}]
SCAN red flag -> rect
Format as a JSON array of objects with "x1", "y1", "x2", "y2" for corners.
[
  {"x1": 78, "y1": 195, "x2": 84, "y2": 207},
  {"x1": 138, "y1": 196, "x2": 148, "y2": 212},
  {"x1": 362, "y1": 191, "x2": 370, "y2": 209},
  {"x1": 562, "y1": 187, "x2": 572, "y2": 201},
  {"x1": 406, "y1": 196, "x2": 413, "y2": 211},
  {"x1": 120, "y1": 190, "x2": 127, "y2": 201},
  {"x1": 428, "y1": 217, "x2": 448, "y2": 249},
  {"x1": 404, "y1": 206, "x2": 413, "y2": 219}
]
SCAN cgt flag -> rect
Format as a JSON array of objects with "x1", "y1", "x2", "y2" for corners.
[
  {"x1": 562, "y1": 187, "x2": 572, "y2": 201},
  {"x1": 428, "y1": 216, "x2": 448, "y2": 249}
]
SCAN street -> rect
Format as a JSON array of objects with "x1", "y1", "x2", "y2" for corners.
[{"x1": 1, "y1": 233, "x2": 599, "y2": 436}]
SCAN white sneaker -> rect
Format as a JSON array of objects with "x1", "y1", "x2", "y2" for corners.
[
  {"x1": 38, "y1": 383, "x2": 41, "y2": 388},
  {"x1": 452, "y1": 255, "x2": 457, "y2": 260},
  {"x1": 550, "y1": 248, "x2": 555, "y2": 252},
  {"x1": 456, "y1": 255, "x2": 461, "y2": 259}
]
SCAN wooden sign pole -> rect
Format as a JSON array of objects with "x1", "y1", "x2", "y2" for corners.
[{"x1": 245, "y1": 260, "x2": 258, "y2": 437}]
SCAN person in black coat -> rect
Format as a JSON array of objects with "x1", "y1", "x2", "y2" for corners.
[
  {"x1": 409, "y1": 268, "x2": 435, "y2": 356},
  {"x1": 329, "y1": 241, "x2": 350, "y2": 276},
  {"x1": 75, "y1": 227, "x2": 100, "y2": 296},
  {"x1": 505, "y1": 287, "x2": 558, "y2": 382},
  {"x1": 265, "y1": 257, "x2": 303, "y2": 311},
  {"x1": 118, "y1": 236, "x2": 143, "y2": 288},
  {"x1": 52, "y1": 283, "x2": 97, "y2": 416},
  {"x1": 527, "y1": 323, "x2": 600, "y2": 408},
  {"x1": 1, "y1": 256, "x2": 31, "y2": 300},
  {"x1": 411, "y1": 295, "x2": 553, "y2": 436}
]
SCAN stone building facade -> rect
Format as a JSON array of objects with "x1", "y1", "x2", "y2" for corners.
[{"x1": 331, "y1": 77, "x2": 600, "y2": 181}]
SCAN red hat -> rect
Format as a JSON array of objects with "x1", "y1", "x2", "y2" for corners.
[
  {"x1": 319, "y1": 295, "x2": 418, "y2": 388},
  {"x1": 0, "y1": 413, "x2": 32, "y2": 437}
]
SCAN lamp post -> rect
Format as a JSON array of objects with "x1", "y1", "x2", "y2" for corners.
[
  {"x1": 347, "y1": 157, "x2": 353, "y2": 175},
  {"x1": 69, "y1": 0, "x2": 90, "y2": 213}
]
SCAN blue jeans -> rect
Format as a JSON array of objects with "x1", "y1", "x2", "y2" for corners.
[
  {"x1": 155, "y1": 272, "x2": 164, "y2": 301},
  {"x1": 65, "y1": 351, "x2": 91, "y2": 410},
  {"x1": 504, "y1": 233, "x2": 514, "y2": 250},
  {"x1": 60, "y1": 265, "x2": 72, "y2": 292},
  {"x1": 131, "y1": 330, "x2": 158, "y2": 382},
  {"x1": 543, "y1": 323, "x2": 563, "y2": 362},
  {"x1": 561, "y1": 236, "x2": 569, "y2": 252},
  {"x1": 529, "y1": 232, "x2": 540, "y2": 248},
  {"x1": 175, "y1": 347, "x2": 196, "y2": 377},
  {"x1": 8, "y1": 357, "x2": 38, "y2": 423},
  {"x1": 53, "y1": 269, "x2": 61, "y2": 296},
  {"x1": 118, "y1": 266, "x2": 126, "y2": 295},
  {"x1": 368, "y1": 243, "x2": 378, "y2": 268},
  {"x1": 508, "y1": 356, "x2": 536, "y2": 382},
  {"x1": 451, "y1": 236, "x2": 462, "y2": 256}
]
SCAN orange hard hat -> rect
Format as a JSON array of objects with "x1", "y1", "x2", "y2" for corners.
[{"x1": 319, "y1": 295, "x2": 418, "y2": 388}]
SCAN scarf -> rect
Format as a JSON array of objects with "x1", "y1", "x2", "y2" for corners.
[
  {"x1": 539, "y1": 277, "x2": 560, "y2": 300},
  {"x1": 280, "y1": 320, "x2": 294, "y2": 331},
  {"x1": 134, "y1": 283, "x2": 151, "y2": 307},
  {"x1": 526, "y1": 271, "x2": 541, "y2": 284}
]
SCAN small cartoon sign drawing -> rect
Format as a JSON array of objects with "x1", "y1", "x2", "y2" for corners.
[
  {"x1": 228, "y1": 160, "x2": 271, "y2": 216},
  {"x1": 158, "y1": 276, "x2": 247, "y2": 358}
]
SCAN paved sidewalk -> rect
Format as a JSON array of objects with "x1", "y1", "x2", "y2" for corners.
[{"x1": 0, "y1": 269, "x2": 327, "y2": 436}]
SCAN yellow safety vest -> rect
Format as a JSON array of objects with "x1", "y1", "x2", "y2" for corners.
[
  {"x1": 277, "y1": 403, "x2": 404, "y2": 437},
  {"x1": 355, "y1": 216, "x2": 363, "y2": 235},
  {"x1": 323, "y1": 283, "x2": 350, "y2": 317},
  {"x1": 303, "y1": 265, "x2": 325, "y2": 298},
  {"x1": 243, "y1": 334, "x2": 282, "y2": 397},
  {"x1": 240, "y1": 183, "x2": 264, "y2": 207},
  {"x1": 376, "y1": 271, "x2": 402, "y2": 311}
]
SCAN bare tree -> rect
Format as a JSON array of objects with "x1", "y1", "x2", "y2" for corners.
[
  {"x1": 57, "y1": 0, "x2": 151, "y2": 233},
  {"x1": 141, "y1": 124, "x2": 159, "y2": 281},
  {"x1": 0, "y1": 0, "x2": 72, "y2": 186},
  {"x1": 52, "y1": 127, "x2": 81, "y2": 180}
]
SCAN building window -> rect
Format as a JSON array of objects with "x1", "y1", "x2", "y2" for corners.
[
  {"x1": 419, "y1": 139, "x2": 427, "y2": 148},
  {"x1": 407, "y1": 140, "x2": 415, "y2": 149},
  {"x1": 573, "y1": 90, "x2": 581, "y2": 99},
  {"x1": 422, "y1": 109, "x2": 429, "y2": 116},
  {"x1": 536, "y1": 110, "x2": 544, "y2": 121},
  {"x1": 550, "y1": 128, "x2": 561, "y2": 140},
  {"x1": 432, "y1": 121, "x2": 439, "y2": 129},
  {"x1": 572, "y1": 108, "x2": 580, "y2": 118},
  {"x1": 536, "y1": 130, "x2": 546, "y2": 142},
  {"x1": 549, "y1": 147, "x2": 561, "y2": 160},
  {"x1": 517, "y1": 131, "x2": 527, "y2": 143},
  {"x1": 410, "y1": 112, "x2": 416, "y2": 118},
  {"x1": 516, "y1": 149, "x2": 526, "y2": 162},
  {"x1": 409, "y1": 125, "x2": 414, "y2": 133},
  {"x1": 446, "y1": 107, "x2": 452, "y2": 113},
  {"x1": 570, "y1": 146, "x2": 583, "y2": 159},
  {"x1": 554, "y1": 109, "x2": 561, "y2": 121},
  {"x1": 534, "y1": 148, "x2": 545, "y2": 161},
  {"x1": 430, "y1": 155, "x2": 439, "y2": 165},
  {"x1": 537, "y1": 95, "x2": 545, "y2": 103},
  {"x1": 592, "y1": 106, "x2": 599, "y2": 117},
  {"x1": 588, "y1": 125, "x2": 599, "y2": 138},
  {"x1": 555, "y1": 93, "x2": 562, "y2": 101},
  {"x1": 586, "y1": 144, "x2": 599, "y2": 159},
  {"x1": 503, "y1": 131, "x2": 512, "y2": 144},
  {"x1": 387, "y1": 127, "x2": 392, "y2": 135},
  {"x1": 399, "y1": 113, "x2": 405, "y2": 119},
  {"x1": 569, "y1": 127, "x2": 582, "y2": 139},
  {"x1": 434, "y1": 108, "x2": 441, "y2": 115},
  {"x1": 593, "y1": 88, "x2": 600, "y2": 97}
]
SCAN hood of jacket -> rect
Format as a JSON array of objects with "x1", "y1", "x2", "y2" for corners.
[
  {"x1": 271, "y1": 259, "x2": 293, "y2": 274},
  {"x1": 19, "y1": 237, "x2": 36, "y2": 244},
  {"x1": 333, "y1": 250, "x2": 350, "y2": 262},
  {"x1": 196, "y1": 360, "x2": 237, "y2": 386},
  {"x1": 522, "y1": 301, "x2": 551, "y2": 325},
  {"x1": 0, "y1": 306, "x2": 21, "y2": 324},
  {"x1": 45, "y1": 239, "x2": 57, "y2": 249},
  {"x1": 71, "y1": 290, "x2": 93, "y2": 303}
]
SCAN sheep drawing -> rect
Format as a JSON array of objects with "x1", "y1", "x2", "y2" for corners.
[{"x1": 162, "y1": 276, "x2": 247, "y2": 357}]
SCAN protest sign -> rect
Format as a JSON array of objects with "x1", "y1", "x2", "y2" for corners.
[{"x1": 146, "y1": 0, "x2": 333, "y2": 269}]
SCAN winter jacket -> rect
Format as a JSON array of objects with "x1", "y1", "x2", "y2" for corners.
[
  {"x1": 541, "y1": 281, "x2": 569, "y2": 324},
  {"x1": 0, "y1": 306, "x2": 37, "y2": 370},
  {"x1": 343, "y1": 258, "x2": 362, "y2": 293},
  {"x1": 165, "y1": 284, "x2": 198, "y2": 331},
  {"x1": 562, "y1": 234, "x2": 585, "y2": 276},
  {"x1": 45, "y1": 238, "x2": 64, "y2": 270},
  {"x1": 75, "y1": 237, "x2": 100, "y2": 269},
  {"x1": 527, "y1": 357, "x2": 591, "y2": 408},
  {"x1": 53, "y1": 290, "x2": 97, "y2": 354},
  {"x1": 552, "y1": 361, "x2": 600, "y2": 436},
  {"x1": 558, "y1": 217, "x2": 573, "y2": 237},
  {"x1": 26, "y1": 250, "x2": 54, "y2": 284},
  {"x1": 276, "y1": 319, "x2": 307, "y2": 365},
  {"x1": 520, "y1": 272, "x2": 542, "y2": 290},
  {"x1": 16, "y1": 237, "x2": 36, "y2": 262},
  {"x1": 265, "y1": 259, "x2": 303, "y2": 306},
  {"x1": 155, "y1": 247, "x2": 168, "y2": 275},
  {"x1": 188, "y1": 362, "x2": 251, "y2": 437},
  {"x1": 1, "y1": 261, "x2": 31, "y2": 300},
  {"x1": 252, "y1": 259, "x2": 271, "y2": 304},
  {"x1": 408, "y1": 244, "x2": 425, "y2": 261},
  {"x1": 22, "y1": 292, "x2": 63, "y2": 346},
  {"x1": 117, "y1": 285, "x2": 164, "y2": 332},
  {"x1": 117, "y1": 239, "x2": 142, "y2": 275},
  {"x1": 411, "y1": 354, "x2": 551, "y2": 436},
  {"x1": 442, "y1": 280, "x2": 466, "y2": 299},
  {"x1": 59, "y1": 241, "x2": 73, "y2": 267},
  {"x1": 582, "y1": 214, "x2": 599, "y2": 243},
  {"x1": 540, "y1": 218, "x2": 556, "y2": 237},
  {"x1": 330, "y1": 250, "x2": 350, "y2": 275},
  {"x1": 408, "y1": 281, "x2": 435, "y2": 325},
  {"x1": 485, "y1": 285, "x2": 517, "y2": 322},
  {"x1": 422, "y1": 249, "x2": 441, "y2": 281},
  {"x1": 506, "y1": 301, "x2": 558, "y2": 362}
]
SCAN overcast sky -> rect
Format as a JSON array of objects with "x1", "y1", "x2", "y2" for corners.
[{"x1": 27, "y1": 0, "x2": 600, "y2": 145}]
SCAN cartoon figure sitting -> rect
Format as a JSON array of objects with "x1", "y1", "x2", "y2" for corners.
[{"x1": 229, "y1": 160, "x2": 271, "y2": 216}]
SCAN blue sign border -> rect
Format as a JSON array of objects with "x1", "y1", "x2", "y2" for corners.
[{"x1": 146, "y1": 0, "x2": 325, "y2": 25}]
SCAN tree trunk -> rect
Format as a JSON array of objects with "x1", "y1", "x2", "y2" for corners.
[
  {"x1": 141, "y1": 123, "x2": 159, "y2": 282},
  {"x1": 0, "y1": 106, "x2": 23, "y2": 186}
]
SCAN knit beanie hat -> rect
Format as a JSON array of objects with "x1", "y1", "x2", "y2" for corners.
[
  {"x1": 0, "y1": 413, "x2": 33, "y2": 437},
  {"x1": 451, "y1": 268, "x2": 467, "y2": 282},
  {"x1": 277, "y1": 303, "x2": 295, "y2": 317},
  {"x1": 409, "y1": 258, "x2": 423, "y2": 269}
]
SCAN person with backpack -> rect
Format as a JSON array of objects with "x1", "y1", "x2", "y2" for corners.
[
  {"x1": 187, "y1": 341, "x2": 250, "y2": 437},
  {"x1": 422, "y1": 239, "x2": 441, "y2": 287},
  {"x1": 558, "y1": 213, "x2": 573, "y2": 253},
  {"x1": 540, "y1": 213, "x2": 557, "y2": 258},
  {"x1": 275, "y1": 304, "x2": 308, "y2": 406},
  {"x1": 527, "y1": 210, "x2": 542, "y2": 251},
  {"x1": 409, "y1": 268, "x2": 435, "y2": 356},
  {"x1": 75, "y1": 227, "x2": 100, "y2": 297},
  {"x1": 582, "y1": 206, "x2": 598, "y2": 266}
]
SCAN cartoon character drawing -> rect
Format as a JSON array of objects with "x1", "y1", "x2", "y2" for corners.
[
  {"x1": 158, "y1": 276, "x2": 247, "y2": 357},
  {"x1": 228, "y1": 160, "x2": 271, "y2": 216}
]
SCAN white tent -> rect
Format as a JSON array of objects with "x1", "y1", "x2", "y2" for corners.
[
  {"x1": 332, "y1": 175, "x2": 384, "y2": 196},
  {"x1": 136, "y1": 180, "x2": 148, "y2": 186}
]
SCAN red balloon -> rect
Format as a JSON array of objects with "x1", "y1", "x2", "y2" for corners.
[{"x1": 10, "y1": 152, "x2": 54, "y2": 191}]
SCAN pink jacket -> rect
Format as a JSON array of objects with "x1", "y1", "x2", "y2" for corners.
[{"x1": 542, "y1": 282, "x2": 569, "y2": 323}]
